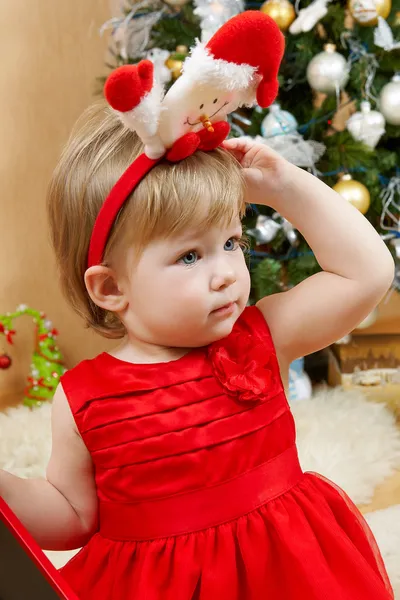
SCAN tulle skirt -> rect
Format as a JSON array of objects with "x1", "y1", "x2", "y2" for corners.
[{"x1": 60, "y1": 472, "x2": 393, "y2": 600}]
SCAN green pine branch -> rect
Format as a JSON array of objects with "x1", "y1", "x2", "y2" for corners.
[
  {"x1": 251, "y1": 258, "x2": 283, "y2": 299},
  {"x1": 152, "y1": 4, "x2": 201, "y2": 50}
]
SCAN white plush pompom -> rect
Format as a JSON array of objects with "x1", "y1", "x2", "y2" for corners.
[
  {"x1": 116, "y1": 80, "x2": 165, "y2": 146},
  {"x1": 182, "y1": 41, "x2": 258, "y2": 93}
]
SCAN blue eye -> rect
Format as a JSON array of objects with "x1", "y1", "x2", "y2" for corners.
[
  {"x1": 224, "y1": 238, "x2": 237, "y2": 251},
  {"x1": 180, "y1": 251, "x2": 198, "y2": 265}
]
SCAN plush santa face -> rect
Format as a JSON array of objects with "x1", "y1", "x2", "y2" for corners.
[{"x1": 158, "y1": 76, "x2": 241, "y2": 148}]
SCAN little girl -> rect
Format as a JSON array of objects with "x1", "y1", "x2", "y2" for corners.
[{"x1": 0, "y1": 11, "x2": 396, "y2": 599}]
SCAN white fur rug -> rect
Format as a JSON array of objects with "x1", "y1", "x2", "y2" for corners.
[
  {"x1": 365, "y1": 504, "x2": 400, "y2": 596},
  {"x1": 1, "y1": 387, "x2": 400, "y2": 596},
  {"x1": 292, "y1": 388, "x2": 400, "y2": 505}
]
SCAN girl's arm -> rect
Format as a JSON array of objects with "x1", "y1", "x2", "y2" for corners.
[
  {"x1": 224, "y1": 139, "x2": 395, "y2": 364},
  {"x1": 0, "y1": 385, "x2": 98, "y2": 550},
  {"x1": 257, "y1": 161, "x2": 394, "y2": 363}
]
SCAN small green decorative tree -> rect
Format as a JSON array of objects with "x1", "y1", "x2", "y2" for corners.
[{"x1": 0, "y1": 305, "x2": 66, "y2": 407}]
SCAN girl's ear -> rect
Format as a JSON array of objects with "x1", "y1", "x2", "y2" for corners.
[{"x1": 84, "y1": 266, "x2": 128, "y2": 313}]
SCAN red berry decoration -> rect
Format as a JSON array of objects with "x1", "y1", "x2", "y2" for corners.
[{"x1": 0, "y1": 353, "x2": 12, "y2": 369}]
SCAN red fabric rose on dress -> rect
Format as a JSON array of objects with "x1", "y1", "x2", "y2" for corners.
[{"x1": 208, "y1": 332, "x2": 273, "y2": 403}]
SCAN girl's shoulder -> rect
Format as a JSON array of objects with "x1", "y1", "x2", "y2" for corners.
[{"x1": 60, "y1": 352, "x2": 110, "y2": 415}]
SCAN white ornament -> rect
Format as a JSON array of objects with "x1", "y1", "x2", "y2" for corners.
[
  {"x1": 306, "y1": 44, "x2": 349, "y2": 94},
  {"x1": 374, "y1": 17, "x2": 400, "y2": 52},
  {"x1": 194, "y1": 0, "x2": 244, "y2": 43},
  {"x1": 282, "y1": 218, "x2": 298, "y2": 246},
  {"x1": 289, "y1": 0, "x2": 332, "y2": 34},
  {"x1": 335, "y1": 334, "x2": 352, "y2": 344},
  {"x1": 288, "y1": 358, "x2": 312, "y2": 402},
  {"x1": 355, "y1": 307, "x2": 378, "y2": 330},
  {"x1": 261, "y1": 103, "x2": 298, "y2": 137},
  {"x1": 247, "y1": 215, "x2": 281, "y2": 244},
  {"x1": 102, "y1": 8, "x2": 164, "y2": 61},
  {"x1": 255, "y1": 133, "x2": 325, "y2": 170},
  {"x1": 146, "y1": 48, "x2": 172, "y2": 85},
  {"x1": 44, "y1": 319, "x2": 53, "y2": 330},
  {"x1": 380, "y1": 176, "x2": 400, "y2": 232},
  {"x1": 247, "y1": 213, "x2": 299, "y2": 246},
  {"x1": 390, "y1": 237, "x2": 400, "y2": 259},
  {"x1": 379, "y1": 74, "x2": 400, "y2": 125},
  {"x1": 16, "y1": 304, "x2": 28, "y2": 312},
  {"x1": 349, "y1": 0, "x2": 378, "y2": 24},
  {"x1": 346, "y1": 100, "x2": 385, "y2": 149}
]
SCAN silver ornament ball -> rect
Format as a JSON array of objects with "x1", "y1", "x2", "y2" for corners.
[
  {"x1": 261, "y1": 103, "x2": 298, "y2": 137},
  {"x1": 307, "y1": 44, "x2": 349, "y2": 94},
  {"x1": 379, "y1": 74, "x2": 400, "y2": 126}
]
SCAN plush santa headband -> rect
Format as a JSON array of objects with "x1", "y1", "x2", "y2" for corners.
[{"x1": 87, "y1": 11, "x2": 284, "y2": 268}]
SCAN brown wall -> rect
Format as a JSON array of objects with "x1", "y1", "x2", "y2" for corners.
[{"x1": 0, "y1": 0, "x2": 116, "y2": 400}]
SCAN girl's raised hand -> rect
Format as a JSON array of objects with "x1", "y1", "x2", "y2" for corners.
[{"x1": 222, "y1": 137, "x2": 292, "y2": 206}]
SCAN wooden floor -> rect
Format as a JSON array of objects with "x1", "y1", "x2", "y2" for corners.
[
  {"x1": 359, "y1": 468, "x2": 400, "y2": 515},
  {"x1": 1, "y1": 391, "x2": 400, "y2": 514}
]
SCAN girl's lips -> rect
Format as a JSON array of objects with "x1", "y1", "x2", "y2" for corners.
[{"x1": 211, "y1": 302, "x2": 235, "y2": 316}]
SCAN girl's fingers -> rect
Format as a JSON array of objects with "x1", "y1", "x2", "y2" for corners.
[
  {"x1": 222, "y1": 146, "x2": 245, "y2": 164},
  {"x1": 222, "y1": 138, "x2": 252, "y2": 164},
  {"x1": 223, "y1": 137, "x2": 252, "y2": 152}
]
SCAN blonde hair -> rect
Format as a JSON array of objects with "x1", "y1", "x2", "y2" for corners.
[{"x1": 47, "y1": 102, "x2": 246, "y2": 339}]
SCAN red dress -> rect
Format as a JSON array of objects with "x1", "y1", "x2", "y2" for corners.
[{"x1": 59, "y1": 306, "x2": 393, "y2": 600}]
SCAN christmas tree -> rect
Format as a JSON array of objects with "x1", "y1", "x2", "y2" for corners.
[{"x1": 100, "y1": 0, "x2": 400, "y2": 308}]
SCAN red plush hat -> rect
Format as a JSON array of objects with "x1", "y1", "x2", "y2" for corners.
[
  {"x1": 183, "y1": 12, "x2": 285, "y2": 107},
  {"x1": 87, "y1": 11, "x2": 285, "y2": 268}
]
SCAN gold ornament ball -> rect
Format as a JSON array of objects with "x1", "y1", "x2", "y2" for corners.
[
  {"x1": 333, "y1": 174, "x2": 370, "y2": 214},
  {"x1": 348, "y1": 0, "x2": 391, "y2": 26},
  {"x1": 165, "y1": 46, "x2": 187, "y2": 80},
  {"x1": 260, "y1": 0, "x2": 296, "y2": 31},
  {"x1": 165, "y1": 57, "x2": 183, "y2": 79}
]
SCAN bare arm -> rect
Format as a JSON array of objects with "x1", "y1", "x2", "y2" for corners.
[
  {"x1": 0, "y1": 384, "x2": 98, "y2": 550},
  {"x1": 257, "y1": 161, "x2": 394, "y2": 362}
]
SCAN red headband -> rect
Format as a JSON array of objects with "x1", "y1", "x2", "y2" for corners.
[
  {"x1": 87, "y1": 153, "x2": 162, "y2": 268},
  {"x1": 86, "y1": 12, "x2": 284, "y2": 269}
]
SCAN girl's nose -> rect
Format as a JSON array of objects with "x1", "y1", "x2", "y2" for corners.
[{"x1": 210, "y1": 267, "x2": 237, "y2": 291}]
